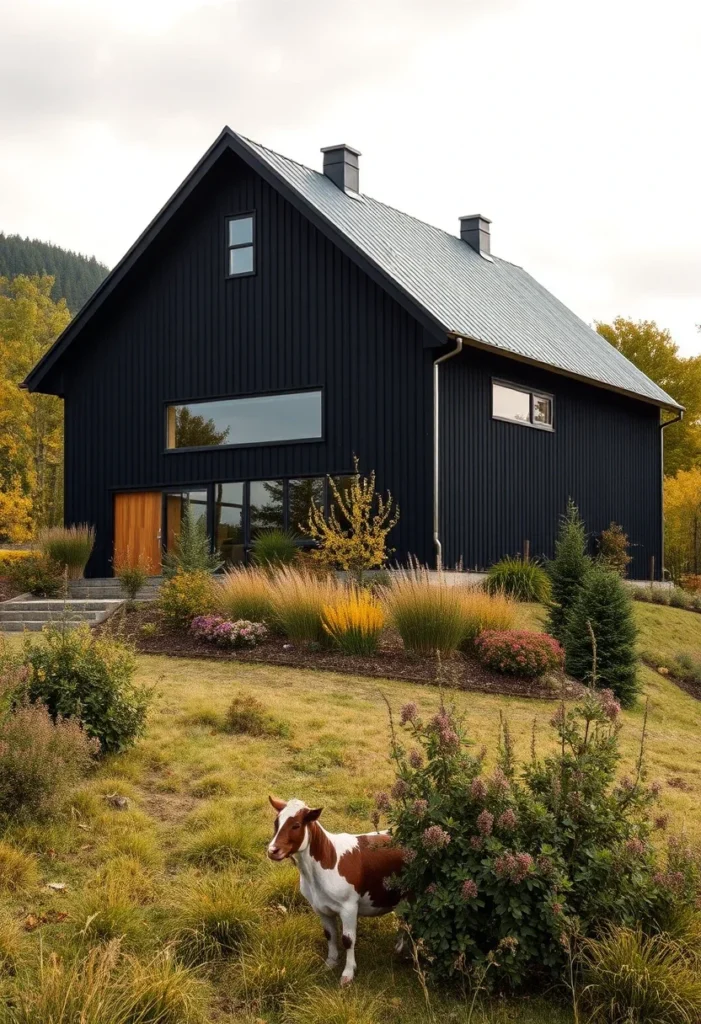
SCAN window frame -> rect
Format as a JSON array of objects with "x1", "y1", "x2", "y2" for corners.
[
  {"x1": 163, "y1": 386, "x2": 325, "y2": 453},
  {"x1": 225, "y1": 212, "x2": 256, "y2": 279},
  {"x1": 491, "y1": 378, "x2": 554, "y2": 432}
]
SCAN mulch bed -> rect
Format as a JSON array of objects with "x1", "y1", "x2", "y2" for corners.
[
  {"x1": 0, "y1": 576, "x2": 21, "y2": 603},
  {"x1": 99, "y1": 603, "x2": 582, "y2": 701},
  {"x1": 641, "y1": 656, "x2": 701, "y2": 703}
]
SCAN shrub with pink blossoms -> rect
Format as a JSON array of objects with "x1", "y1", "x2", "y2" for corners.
[
  {"x1": 190, "y1": 615, "x2": 267, "y2": 648},
  {"x1": 377, "y1": 687, "x2": 700, "y2": 990},
  {"x1": 475, "y1": 629, "x2": 564, "y2": 678}
]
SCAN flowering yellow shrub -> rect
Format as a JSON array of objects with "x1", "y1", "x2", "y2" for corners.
[
  {"x1": 302, "y1": 457, "x2": 399, "y2": 578},
  {"x1": 322, "y1": 588, "x2": 385, "y2": 655},
  {"x1": 0, "y1": 549, "x2": 38, "y2": 574}
]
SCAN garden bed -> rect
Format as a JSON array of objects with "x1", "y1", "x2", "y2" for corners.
[
  {"x1": 0, "y1": 575, "x2": 21, "y2": 603},
  {"x1": 99, "y1": 603, "x2": 583, "y2": 701}
]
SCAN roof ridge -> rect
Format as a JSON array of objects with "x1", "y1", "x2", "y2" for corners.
[{"x1": 239, "y1": 131, "x2": 515, "y2": 262}]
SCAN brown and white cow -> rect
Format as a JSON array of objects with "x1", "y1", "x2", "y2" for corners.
[{"x1": 268, "y1": 796, "x2": 405, "y2": 986}]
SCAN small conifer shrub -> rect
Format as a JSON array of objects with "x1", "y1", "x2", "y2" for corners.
[
  {"x1": 565, "y1": 564, "x2": 639, "y2": 706},
  {"x1": 546, "y1": 499, "x2": 591, "y2": 643}
]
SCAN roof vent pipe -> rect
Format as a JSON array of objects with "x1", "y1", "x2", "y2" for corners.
[
  {"x1": 321, "y1": 144, "x2": 361, "y2": 193},
  {"x1": 460, "y1": 214, "x2": 491, "y2": 257}
]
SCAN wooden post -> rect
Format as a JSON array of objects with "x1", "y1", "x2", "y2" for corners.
[
  {"x1": 649, "y1": 555, "x2": 655, "y2": 587},
  {"x1": 523, "y1": 540, "x2": 530, "y2": 563}
]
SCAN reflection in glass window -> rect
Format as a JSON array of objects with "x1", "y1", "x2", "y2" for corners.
[
  {"x1": 166, "y1": 391, "x2": 322, "y2": 450},
  {"x1": 215, "y1": 482, "x2": 244, "y2": 566},
  {"x1": 492, "y1": 382, "x2": 554, "y2": 429},
  {"x1": 250, "y1": 481, "x2": 284, "y2": 535},
  {"x1": 165, "y1": 489, "x2": 208, "y2": 553},
  {"x1": 493, "y1": 383, "x2": 530, "y2": 423},
  {"x1": 288, "y1": 478, "x2": 325, "y2": 533},
  {"x1": 227, "y1": 214, "x2": 254, "y2": 277},
  {"x1": 533, "y1": 394, "x2": 553, "y2": 426}
]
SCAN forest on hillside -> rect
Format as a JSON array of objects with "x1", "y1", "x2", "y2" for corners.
[{"x1": 0, "y1": 232, "x2": 108, "y2": 313}]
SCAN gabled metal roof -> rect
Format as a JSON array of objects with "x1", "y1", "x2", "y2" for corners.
[
  {"x1": 25, "y1": 126, "x2": 681, "y2": 410},
  {"x1": 243, "y1": 134, "x2": 681, "y2": 411}
]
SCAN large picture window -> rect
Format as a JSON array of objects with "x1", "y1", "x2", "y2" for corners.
[
  {"x1": 166, "y1": 390, "x2": 323, "y2": 450},
  {"x1": 492, "y1": 381, "x2": 553, "y2": 430}
]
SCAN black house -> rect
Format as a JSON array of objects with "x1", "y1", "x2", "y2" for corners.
[{"x1": 24, "y1": 128, "x2": 681, "y2": 579}]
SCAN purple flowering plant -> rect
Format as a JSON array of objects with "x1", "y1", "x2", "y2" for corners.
[
  {"x1": 378, "y1": 688, "x2": 700, "y2": 989},
  {"x1": 190, "y1": 615, "x2": 267, "y2": 649}
]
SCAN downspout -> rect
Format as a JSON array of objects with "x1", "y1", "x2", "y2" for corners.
[
  {"x1": 660, "y1": 409, "x2": 683, "y2": 580},
  {"x1": 433, "y1": 337, "x2": 464, "y2": 570}
]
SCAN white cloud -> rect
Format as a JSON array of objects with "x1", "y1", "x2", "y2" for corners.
[{"x1": 0, "y1": 0, "x2": 699, "y2": 353}]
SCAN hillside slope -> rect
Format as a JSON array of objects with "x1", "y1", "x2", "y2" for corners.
[{"x1": 0, "y1": 232, "x2": 108, "y2": 313}]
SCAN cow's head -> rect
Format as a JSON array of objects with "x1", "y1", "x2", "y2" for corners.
[{"x1": 267, "y1": 796, "x2": 323, "y2": 861}]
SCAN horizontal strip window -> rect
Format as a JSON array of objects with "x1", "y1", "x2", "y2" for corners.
[
  {"x1": 492, "y1": 380, "x2": 553, "y2": 430},
  {"x1": 166, "y1": 390, "x2": 323, "y2": 450}
]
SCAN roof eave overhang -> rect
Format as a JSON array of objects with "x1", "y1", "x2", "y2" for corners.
[
  {"x1": 24, "y1": 128, "x2": 446, "y2": 393},
  {"x1": 443, "y1": 331, "x2": 684, "y2": 414}
]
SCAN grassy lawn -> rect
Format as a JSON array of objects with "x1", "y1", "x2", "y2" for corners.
[{"x1": 1, "y1": 601, "x2": 700, "y2": 1022}]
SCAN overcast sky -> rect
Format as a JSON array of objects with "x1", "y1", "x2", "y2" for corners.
[{"x1": 1, "y1": 0, "x2": 699, "y2": 353}]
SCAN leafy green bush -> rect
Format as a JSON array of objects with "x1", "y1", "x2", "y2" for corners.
[
  {"x1": 6, "y1": 553, "x2": 65, "y2": 597},
  {"x1": 383, "y1": 565, "x2": 465, "y2": 655},
  {"x1": 565, "y1": 564, "x2": 639, "y2": 707},
  {"x1": 162, "y1": 502, "x2": 221, "y2": 578},
  {"x1": 596, "y1": 521, "x2": 632, "y2": 576},
  {"x1": 158, "y1": 569, "x2": 216, "y2": 626},
  {"x1": 546, "y1": 499, "x2": 591, "y2": 643},
  {"x1": 24, "y1": 623, "x2": 149, "y2": 754},
  {"x1": 580, "y1": 927, "x2": 701, "y2": 1024},
  {"x1": 0, "y1": 699, "x2": 98, "y2": 819},
  {"x1": 39, "y1": 524, "x2": 95, "y2": 579},
  {"x1": 485, "y1": 557, "x2": 551, "y2": 603},
  {"x1": 382, "y1": 689, "x2": 697, "y2": 990},
  {"x1": 251, "y1": 529, "x2": 299, "y2": 568}
]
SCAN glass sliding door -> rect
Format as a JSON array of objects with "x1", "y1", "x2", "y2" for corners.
[
  {"x1": 214, "y1": 482, "x2": 245, "y2": 567},
  {"x1": 164, "y1": 489, "x2": 209, "y2": 555},
  {"x1": 249, "y1": 480, "x2": 284, "y2": 536}
]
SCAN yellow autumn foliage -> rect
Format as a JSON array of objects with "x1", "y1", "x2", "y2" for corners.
[
  {"x1": 664, "y1": 467, "x2": 701, "y2": 581},
  {"x1": 322, "y1": 588, "x2": 385, "y2": 655},
  {"x1": 302, "y1": 457, "x2": 399, "y2": 578}
]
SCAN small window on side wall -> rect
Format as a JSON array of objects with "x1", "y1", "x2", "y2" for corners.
[
  {"x1": 492, "y1": 381, "x2": 553, "y2": 430},
  {"x1": 226, "y1": 214, "x2": 254, "y2": 277}
]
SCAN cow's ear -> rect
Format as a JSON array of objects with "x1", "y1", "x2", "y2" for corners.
[
  {"x1": 304, "y1": 806, "x2": 323, "y2": 823},
  {"x1": 269, "y1": 795, "x2": 287, "y2": 812}
]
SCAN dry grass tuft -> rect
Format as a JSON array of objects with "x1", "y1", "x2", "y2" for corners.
[
  {"x1": 383, "y1": 565, "x2": 465, "y2": 655},
  {"x1": 270, "y1": 565, "x2": 343, "y2": 643},
  {"x1": 228, "y1": 915, "x2": 324, "y2": 1010},
  {"x1": 284, "y1": 985, "x2": 387, "y2": 1024},
  {"x1": 0, "y1": 841, "x2": 38, "y2": 894},
  {"x1": 166, "y1": 870, "x2": 261, "y2": 965},
  {"x1": 459, "y1": 586, "x2": 516, "y2": 648},
  {"x1": 216, "y1": 566, "x2": 276, "y2": 624}
]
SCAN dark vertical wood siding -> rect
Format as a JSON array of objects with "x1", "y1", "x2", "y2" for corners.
[
  {"x1": 440, "y1": 348, "x2": 662, "y2": 579},
  {"x1": 61, "y1": 153, "x2": 433, "y2": 575}
]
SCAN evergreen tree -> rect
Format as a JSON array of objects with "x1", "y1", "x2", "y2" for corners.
[
  {"x1": 0, "y1": 233, "x2": 108, "y2": 312},
  {"x1": 564, "y1": 564, "x2": 639, "y2": 707},
  {"x1": 162, "y1": 502, "x2": 222, "y2": 578},
  {"x1": 546, "y1": 499, "x2": 591, "y2": 643}
]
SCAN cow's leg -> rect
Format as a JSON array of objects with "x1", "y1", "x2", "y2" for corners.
[
  {"x1": 339, "y1": 903, "x2": 359, "y2": 986},
  {"x1": 317, "y1": 911, "x2": 339, "y2": 968}
]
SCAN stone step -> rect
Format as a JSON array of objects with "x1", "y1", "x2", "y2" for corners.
[
  {"x1": 0, "y1": 610, "x2": 101, "y2": 623},
  {"x1": 4, "y1": 600, "x2": 120, "y2": 612}
]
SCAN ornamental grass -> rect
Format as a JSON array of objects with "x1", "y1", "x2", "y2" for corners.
[
  {"x1": 459, "y1": 586, "x2": 516, "y2": 648},
  {"x1": 269, "y1": 565, "x2": 343, "y2": 644},
  {"x1": 38, "y1": 523, "x2": 95, "y2": 579},
  {"x1": 216, "y1": 566, "x2": 276, "y2": 624},
  {"x1": 383, "y1": 565, "x2": 465, "y2": 655},
  {"x1": 322, "y1": 587, "x2": 385, "y2": 656}
]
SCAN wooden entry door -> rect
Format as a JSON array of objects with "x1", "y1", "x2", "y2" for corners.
[{"x1": 114, "y1": 492, "x2": 162, "y2": 575}]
